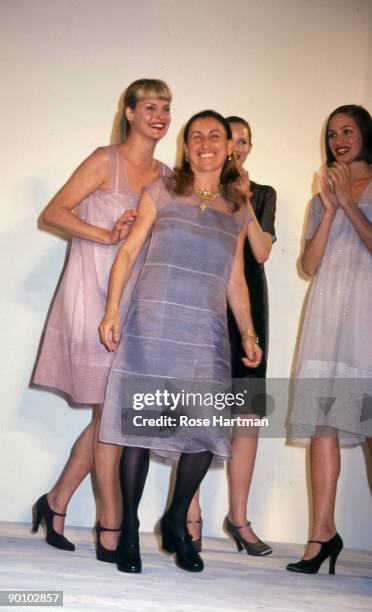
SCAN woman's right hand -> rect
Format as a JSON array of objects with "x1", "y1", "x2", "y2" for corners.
[
  {"x1": 99, "y1": 309, "x2": 121, "y2": 351},
  {"x1": 319, "y1": 165, "x2": 338, "y2": 216},
  {"x1": 106, "y1": 209, "x2": 137, "y2": 244}
]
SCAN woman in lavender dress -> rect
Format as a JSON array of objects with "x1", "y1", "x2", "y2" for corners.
[
  {"x1": 99, "y1": 110, "x2": 262, "y2": 573},
  {"x1": 32, "y1": 79, "x2": 171, "y2": 560},
  {"x1": 287, "y1": 105, "x2": 372, "y2": 575},
  {"x1": 187, "y1": 115, "x2": 276, "y2": 555}
]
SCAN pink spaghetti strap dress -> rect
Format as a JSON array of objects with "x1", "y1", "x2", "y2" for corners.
[{"x1": 33, "y1": 145, "x2": 170, "y2": 404}]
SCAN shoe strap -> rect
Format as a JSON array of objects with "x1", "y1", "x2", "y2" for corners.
[
  {"x1": 52, "y1": 509, "x2": 66, "y2": 517},
  {"x1": 98, "y1": 524, "x2": 121, "y2": 532},
  {"x1": 233, "y1": 520, "x2": 251, "y2": 530},
  {"x1": 186, "y1": 518, "x2": 202, "y2": 525}
]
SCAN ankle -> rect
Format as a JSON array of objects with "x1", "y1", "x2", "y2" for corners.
[
  {"x1": 47, "y1": 491, "x2": 68, "y2": 514},
  {"x1": 228, "y1": 511, "x2": 248, "y2": 526},
  {"x1": 99, "y1": 516, "x2": 120, "y2": 530},
  {"x1": 311, "y1": 525, "x2": 337, "y2": 541}
]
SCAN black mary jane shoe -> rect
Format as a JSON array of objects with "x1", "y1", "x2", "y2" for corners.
[
  {"x1": 116, "y1": 533, "x2": 142, "y2": 574},
  {"x1": 286, "y1": 533, "x2": 343, "y2": 575},
  {"x1": 160, "y1": 514, "x2": 204, "y2": 572},
  {"x1": 224, "y1": 516, "x2": 272, "y2": 556},
  {"x1": 95, "y1": 523, "x2": 120, "y2": 563},
  {"x1": 32, "y1": 494, "x2": 75, "y2": 551}
]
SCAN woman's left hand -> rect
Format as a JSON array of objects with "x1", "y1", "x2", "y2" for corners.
[
  {"x1": 327, "y1": 162, "x2": 353, "y2": 209},
  {"x1": 242, "y1": 337, "x2": 262, "y2": 368}
]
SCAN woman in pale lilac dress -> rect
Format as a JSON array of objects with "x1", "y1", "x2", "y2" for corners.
[
  {"x1": 99, "y1": 110, "x2": 262, "y2": 573},
  {"x1": 187, "y1": 115, "x2": 276, "y2": 556},
  {"x1": 32, "y1": 79, "x2": 171, "y2": 561},
  {"x1": 287, "y1": 105, "x2": 372, "y2": 574}
]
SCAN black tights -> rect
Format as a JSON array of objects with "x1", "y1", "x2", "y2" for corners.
[{"x1": 120, "y1": 447, "x2": 213, "y2": 538}]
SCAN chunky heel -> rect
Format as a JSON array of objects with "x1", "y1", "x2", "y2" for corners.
[
  {"x1": 161, "y1": 529, "x2": 175, "y2": 554},
  {"x1": 160, "y1": 514, "x2": 204, "y2": 572},
  {"x1": 287, "y1": 532, "x2": 343, "y2": 575},
  {"x1": 32, "y1": 494, "x2": 75, "y2": 551}
]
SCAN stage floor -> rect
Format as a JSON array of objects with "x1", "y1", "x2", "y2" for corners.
[{"x1": 0, "y1": 522, "x2": 371, "y2": 611}]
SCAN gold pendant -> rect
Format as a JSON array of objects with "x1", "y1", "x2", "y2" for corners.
[{"x1": 199, "y1": 201, "x2": 207, "y2": 211}]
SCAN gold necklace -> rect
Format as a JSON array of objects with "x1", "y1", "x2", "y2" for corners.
[{"x1": 195, "y1": 185, "x2": 222, "y2": 211}]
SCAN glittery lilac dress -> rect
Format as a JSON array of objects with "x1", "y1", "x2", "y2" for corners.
[
  {"x1": 33, "y1": 146, "x2": 170, "y2": 404},
  {"x1": 290, "y1": 182, "x2": 372, "y2": 442},
  {"x1": 100, "y1": 178, "x2": 251, "y2": 460}
]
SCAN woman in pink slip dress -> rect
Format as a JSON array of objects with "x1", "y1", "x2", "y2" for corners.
[{"x1": 32, "y1": 79, "x2": 172, "y2": 561}]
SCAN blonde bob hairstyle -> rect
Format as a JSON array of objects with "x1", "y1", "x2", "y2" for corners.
[{"x1": 118, "y1": 78, "x2": 172, "y2": 143}]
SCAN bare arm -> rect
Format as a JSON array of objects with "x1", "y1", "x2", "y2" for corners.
[
  {"x1": 302, "y1": 170, "x2": 338, "y2": 276},
  {"x1": 246, "y1": 212, "x2": 272, "y2": 263},
  {"x1": 99, "y1": 190, "x2": 157, "y2": 351},
  {"x1": 238, "y1": 169, "x2": 273, "y2": 263},
  {"x1": 227, "y1": 231, "x2": 262, "y2": 367},
  {"x1": 42, "y1": 147, "x2": 134, "y2": 244}
]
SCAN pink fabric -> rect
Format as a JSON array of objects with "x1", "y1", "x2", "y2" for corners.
[{"x1": 33, "y1": 146, "x2": 171, "y2": 404}]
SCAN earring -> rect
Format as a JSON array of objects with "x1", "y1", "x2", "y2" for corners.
[
  {"x1": 228, "y1": 154, "x2": 232, "y2": 161},
  {"x1": 185, "y1": 156, "x2": 189, "y2": 162}
]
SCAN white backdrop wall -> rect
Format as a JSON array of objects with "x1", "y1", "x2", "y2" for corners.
[{"x1": 1, "y1": 0, "x2": 371, "y2": 550}]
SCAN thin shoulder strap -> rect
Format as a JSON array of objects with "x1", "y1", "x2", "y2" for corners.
[
  {"x1": 159, "y1": 161, "x2": 172, "y2": 177},
  {"x1": 105, "y1": 145, "x2": 120, "y2": 190}
]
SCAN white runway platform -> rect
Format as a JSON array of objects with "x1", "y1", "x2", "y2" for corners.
[{"x1": 0, "y1": 522, "x2": 371, "y2": 611}]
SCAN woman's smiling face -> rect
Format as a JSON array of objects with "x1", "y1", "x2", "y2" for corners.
[
  {"x1": 327, "y1": 113, "x2": 363, "y2": 164},
  {"x1": 184, "y1": 117, "x2": 233, "y2": 174}
]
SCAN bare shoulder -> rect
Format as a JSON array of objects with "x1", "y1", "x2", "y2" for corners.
[
  {"x1": 79, "y1": 146, "x2": 108, "y2": 172},
  {"x1": 69, "y1": 146, "x2": 109, "y2": 188}
]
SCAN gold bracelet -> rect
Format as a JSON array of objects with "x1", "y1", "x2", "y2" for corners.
[{"x1": 241, "y1": 328, "x2": 259, "y2": 344}]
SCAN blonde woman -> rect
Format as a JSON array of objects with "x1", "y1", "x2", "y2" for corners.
[{"x1": 32, "y1": 79, "x2": 171, "y2": 561}]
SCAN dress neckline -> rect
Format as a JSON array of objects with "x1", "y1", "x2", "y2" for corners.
[
  {"x1": 356, "y1": 178, "x2": 372, "y2": 203},
  {"x1": 116, "y1": 145, "x2": 161, "y2": 195},
  {"x1": 169, "y1": 198, "x2": 237, "y2": 219}
]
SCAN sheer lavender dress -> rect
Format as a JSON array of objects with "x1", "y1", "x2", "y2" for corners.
[
  {"x1": 33, "y1": 146, "x2": 170, "y2": 404},
  {"x1": 100, "y1": 177, "x2": 250, "y2": 460},
  {"x1": 290, "y1": 182, "x2": 372, "y2": 443}
]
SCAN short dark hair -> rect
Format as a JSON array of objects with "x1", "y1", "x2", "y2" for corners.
[
  {"x1": 226, "y1": 115, "x2": 252, "y2": 145},
  {"x1": 325, "y1": 105, "x2": 372, "y2": 164}
]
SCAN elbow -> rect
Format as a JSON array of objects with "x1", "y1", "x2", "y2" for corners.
[
  {"x1": 256, "y1": 251, "x2": 270, "y2": 264},
  {"x1": 42, "y1": 207, "x2": 54, "y2": 227},
  {"x1": 42, "y1": 205, "x2": 62, "y2": 229},
  {"x1": 256, "y1": 244, "x2": 272, "y2": 264}
]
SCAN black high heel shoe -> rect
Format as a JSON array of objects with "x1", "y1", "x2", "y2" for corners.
[
  {"x1": 160, "y1": 513, "x2": 204, "y2": 572},
  {"x1": 116, "y1": 533, "x2": 142, "y2": 573},
  {"x1": 95, "y1": 523, "x2": 120, "y2": 563},
  {"x1": 223, "y1": 516, "x2": 272, "y2": 556},
  {"x1": 32, "y1": 494, "x2": 75, "y2": 551},
  {"x1": 186, "y1": 516, "x2": 203, "y2": 552},
  {"x1": 286, "y1": 533, "x2": 343, "y2": 575}
]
